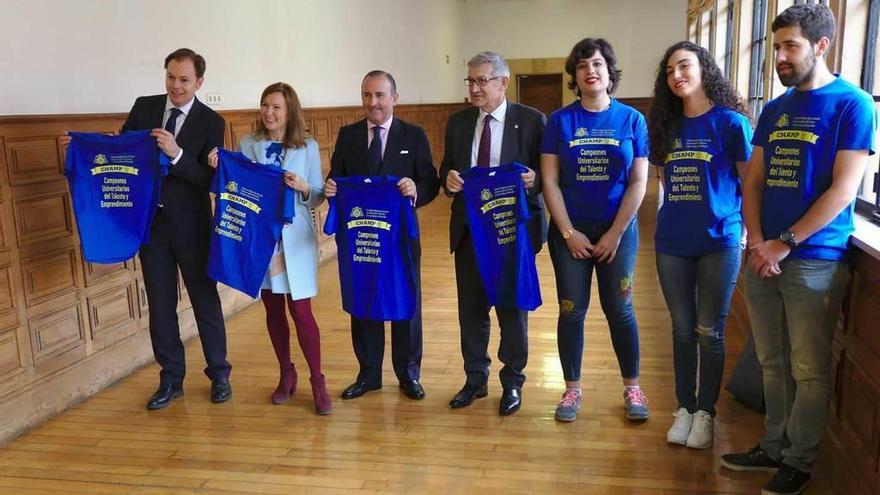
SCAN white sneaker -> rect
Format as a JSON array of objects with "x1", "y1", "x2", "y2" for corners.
[
  {"x1": 667, "y1": 407, "x2": 693, "y2": 445},
  {"x1": 686, "y1": 410, "x2": 714, "y2": 449}
]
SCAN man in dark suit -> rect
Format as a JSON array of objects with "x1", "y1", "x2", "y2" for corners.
[
  {"x1": 440, "y1": 51, "x2": 546, "y2": 416},
  {"x1": 324, "y1": 70, "x2": 440, "y2": 401},
  {"x1": 121, "y1": 48, "x2": 231, "y2": 410}
]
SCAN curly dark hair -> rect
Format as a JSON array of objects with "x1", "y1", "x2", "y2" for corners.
[
  {"x1": 648, "y1": 41, "x2": 748, "y2": 166},
  {"x1": 564, "y1": 38, "x2": 622, "y2": 96}
]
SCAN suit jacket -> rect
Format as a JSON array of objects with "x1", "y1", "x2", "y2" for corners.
[
  {"x1": 439, "y1": 102, "x2": 547, "y2": 254},
  {"x1": 240, "y1": 135, "x2": 324, "y2": 300},
  {"x1": 329, "y1": 117, "x2": 439, "y2": 209},
  {"x1": 121, "y1": 94, "x2": 225, "y2": 239}
]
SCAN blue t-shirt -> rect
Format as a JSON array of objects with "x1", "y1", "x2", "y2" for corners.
[
  {"x1": 207, "y1": 148, "x2": 295, "y2": 298},
  {"x1": 754, "y1": 76, "x2": 877, "y2": 260},
  {"x1": 656, "y1": 106, "x2": 753, "y2": 256},
  {"x1": 462, "y1": 163, "x2": 542, "y2": 311},
  {"x1": 324, "y1": 176, "x2": 419, "y2": 321},
  {"x1": 540, "y1": 99, "x2": 649, "y2": 223},
  {"x1": 65, "y1": 130, "x2": 168, "y2": 263}
]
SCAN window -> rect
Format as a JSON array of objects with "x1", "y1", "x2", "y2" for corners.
[
  {"x1": 748, "y1": 0, "x2": 769, "y2": 116},
  {"x1": 858, "y1": 0, "x2": 880, "y2": 208},
  {"x1": 699, "y1": 8, "x2": 715, "y2": 50},
  {"x1": 723, "y1": 0, "x2": 735, "y2": 78}
]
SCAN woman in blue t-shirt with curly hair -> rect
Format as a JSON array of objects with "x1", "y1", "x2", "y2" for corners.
[{"x1": 648, "y1": 41, "x2": 752, "y2": 449}]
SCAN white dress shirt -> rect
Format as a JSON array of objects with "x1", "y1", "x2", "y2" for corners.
[{"x1": 470, "y1": 99, "x2": 507, "y2": 168}]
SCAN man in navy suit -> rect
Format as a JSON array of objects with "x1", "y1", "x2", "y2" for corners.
[
  {"x1": 324, "y1": 70, "x2": 439, "y2": 401},
  {"x1": 440, "y1": 51, "x2": 546, "y2": 416},
  {"x1": 121, "y1": 48, "x2": 231, "y2": 410}
]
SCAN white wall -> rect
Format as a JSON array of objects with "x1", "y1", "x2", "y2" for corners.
[
  {"x1": 0, "y1": 0, "x2": 685, "y2": 115},
  {"x1": 458, "y1": 0, "x2": 687, "y2": 98},
  {"x1": 0, "y1": 0, "x2": 463, "y2": 115}
]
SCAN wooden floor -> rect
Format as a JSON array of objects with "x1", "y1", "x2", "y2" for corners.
[{"x1": 1, "y1": 177, "x2": 832, "y2": 494}]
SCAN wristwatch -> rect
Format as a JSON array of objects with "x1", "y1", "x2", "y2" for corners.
[
  {"x1": 562, "y1": 228, "x2": 574, "y2": 240},
  {"x1": 778, "y1": 230, "x2": 798, "y2": 249}
]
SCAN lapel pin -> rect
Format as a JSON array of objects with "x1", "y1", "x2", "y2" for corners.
[{"x1": 514, "y1": 124, "x2": 519, "y2": 129}]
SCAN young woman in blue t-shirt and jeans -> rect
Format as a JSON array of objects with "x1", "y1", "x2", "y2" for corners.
[
  {"x1": 541, "y1": 38, "x2": 650, "y2": 423},
  {"x1": 648, "y1": 41, "x2": 752, "y2": 449}
]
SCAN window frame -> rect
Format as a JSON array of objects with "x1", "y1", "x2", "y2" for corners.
[
  {"x1": 748, "y1": 0, "x2": 769, "y2": 116},
  {"x1": 856, "y1": 0, "x2": 880, "y2": 214}
]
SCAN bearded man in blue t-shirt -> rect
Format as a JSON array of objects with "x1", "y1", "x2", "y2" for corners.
[{"x1": 721, "y1": 5, "x2": 877, "y2": 495}]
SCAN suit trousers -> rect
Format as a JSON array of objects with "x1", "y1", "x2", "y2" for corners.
[
  {"x1": 139, "y1": 208, "x2": 230, "y2": 386},
  {"x1": 350, "y1": 242, "x2": 423, "y2": 385},
  {"x1": 455, "y1": 230, "x2": 528, "y2": 389}
]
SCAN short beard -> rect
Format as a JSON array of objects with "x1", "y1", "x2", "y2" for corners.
[{"x1": 777, "y1": 46, "x2": 818, "y2": 87}]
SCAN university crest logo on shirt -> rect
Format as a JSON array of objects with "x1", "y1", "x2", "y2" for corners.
[
  {"x1": 776, "y1": 114, "x2": 789, "y2": 128},
  {"x1": 350, "y1": 206, "x2": 364, "y2": 219},
  {"x1": 93, "y1": 154, "x2": 108, "y2": 165},
  {"x1": 225, "y1": 181, "x2": 238, "y2": 193},
  {"x1": 574, "y1": 127, "x2": 589, "y2": 138},
  {"x1": 480, "y1": 188, "x2": 493, "y2": 201}
]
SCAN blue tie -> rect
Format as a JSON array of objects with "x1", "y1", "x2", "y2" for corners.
[
  {"x1": 165, "y1": 108, "x2": 182, "y2": 135},
  {"x1": 369, "y1": 126, "x2": 383, "y2": 172}
]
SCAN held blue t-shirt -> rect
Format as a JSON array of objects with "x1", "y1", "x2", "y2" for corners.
[
  {"x1": 207, "y1": 148, "x2": 295, "y2": 298},
  {"x1": 324, "y1": 176, "x2": 419, "y2": 321},
  {"x1": 540, "y1": 99, "x2": 649, "y2": 223},
  {"x1": 461, "y1": 163, "x2": 541, "y2": 311},
  {"x1": 656, "y1": 106, "x2": 753, "y2": 256},
  {"x1": 753, "y1": 76, "x2": 877, "y2": 260},
  {"x1": 65, "y1": 130, "x2": 169, "y2": 263}
]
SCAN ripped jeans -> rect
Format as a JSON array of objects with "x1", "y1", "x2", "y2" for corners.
[
  {"x1": 745, "y1": 258, "x2": 849, "y2": 473},
  {"x1": 656, "y1": 247, "x2": 741, "y2": 416},
  {"x1": 548, "y1": 219, "x2": 640, "y2": 382}
]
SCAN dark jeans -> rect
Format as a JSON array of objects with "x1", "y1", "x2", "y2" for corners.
[
  {"x1": 656, "y1": 246, "x2": 741, "y2": 415},
  {"x1": 548, "y1": 219, "x2": 640, "y2": 382}
]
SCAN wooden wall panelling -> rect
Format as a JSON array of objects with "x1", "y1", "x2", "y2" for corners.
[
  {"x1": 27, "y1": 301, "x2": 86, "y2": 374},
  {"x1": 4, "y1": 135, "x2": 65, "y2": 186},
  {"x1": 83, "y1": 259, "x2": 131, "y2": 287},
  {"x1": 87, "y1": 283, "x2": 138, "y2": 350},
  {"x1": 135, "y1": 277, "x2": 149, "y2": 321},
  {"x1": 834, "y1": 353, "x2": 880, "y2": 491},
  {"x1": 12, "y1": 186, "x2": 75, "y2": 250},
  {"x1": 0, "y1": 327, "x2": 23, "y2": 378},
  {"x1": 20, "y1": 248, "x2": 80, "y2": 308}
]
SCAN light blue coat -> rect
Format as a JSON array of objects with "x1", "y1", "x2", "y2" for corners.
[{"x1": 239, "y1": 134, "x2": 324, "y2": 299}]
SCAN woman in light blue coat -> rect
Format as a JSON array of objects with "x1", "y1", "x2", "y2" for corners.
[{"x1": 211, "y1": 82, "x2": 330, "y2": 414}]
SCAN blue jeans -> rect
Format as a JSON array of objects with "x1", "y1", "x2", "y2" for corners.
[
  {"x1": 548, "y1": 220, "x2": 640, "y2": 382},
  {"x1": 656, "y1": 247, "x2": 741, "y2": 416},
  {"x1": 745, "y1": 258, "x2": 849, "y2": 473}
]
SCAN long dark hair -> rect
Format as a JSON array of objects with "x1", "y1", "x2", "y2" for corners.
[{"x1": 648, "y1": 41, "x2": 748, "y2": 166}]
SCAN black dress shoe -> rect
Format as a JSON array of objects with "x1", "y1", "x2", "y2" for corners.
[
  {"x1": 499, "y1": 387, "x2": 521, "y2": 416},
  {"x1": 399, "y1": 380, "x2": 425, "y2": 400},
  {"x1": 449, "y1": 382, "x2": 488, "y2": 409},
  {"x1": 211, "y1": 378, "x2": 232, "y2": 403},
  {"x1": 146, "y1": 383, "x2": 183, "y2": 410},
  {"x1": 341, "y1": 380, "x2": 382, "y2": 400}
]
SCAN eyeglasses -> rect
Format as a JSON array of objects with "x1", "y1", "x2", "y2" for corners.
[{"x1": 463, "y1": 76, "x2": 501, "y2": 87}]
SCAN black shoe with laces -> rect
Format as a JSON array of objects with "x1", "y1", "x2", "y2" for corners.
[
  {"x1": 762, "y1": 464, "x2": 811, "y2": 495},
  {"x1": 720, "y1": 444, "x2": 782, "y2": 472}
]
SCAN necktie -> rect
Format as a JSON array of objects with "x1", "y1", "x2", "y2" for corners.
[
  {"x1": 164, "y1": 107, "x2": 182, "y2": 136},
  {"x1": 477, "y1": 114, "x2": 493, "y2": 167},
  {"x1": 369, "y1": 125, "x2": 383, "y2": 172}
]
